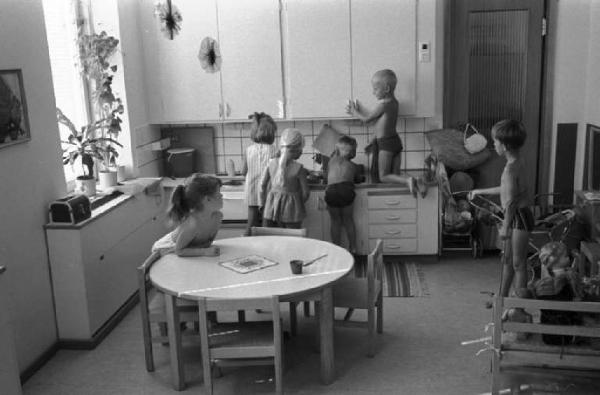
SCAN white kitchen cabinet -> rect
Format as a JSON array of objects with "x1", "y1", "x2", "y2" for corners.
[
  {"x1": 45, "y1": 190, "x2": 167, "y2": 345},
  {"x1": 218, "y1": 0, "x2": 284, "y2": 120},
  {"x1": 351, "y1": 0, "x2": 416, "y2": 115},
  {"x1": 283, "y1": 0, "x2": 351, "y2": 118},
  {"x1": 139, "y1": 0, "x2": 283, "y2": 123},
  {"x1": 284, "y1": 0, "x2": 417, "y2": 118}
]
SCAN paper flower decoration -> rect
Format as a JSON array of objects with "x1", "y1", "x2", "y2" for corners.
[
  {"x1": 155, "y1": 0, "x2": 182, "y2": 40},
  {"x1": 198, "y1": 37, "x2": 222, "y2": 73}
]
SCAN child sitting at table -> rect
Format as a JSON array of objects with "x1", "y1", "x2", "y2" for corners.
[
  {"x1": 325, "y1": 135, "x2": 365, "y2": 253},
  {"x1": 152, "y1": 174, "x2": 223, "y2": 256}
]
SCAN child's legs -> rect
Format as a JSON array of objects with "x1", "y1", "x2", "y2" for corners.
[
  {"x1": 500, "y1": 238, "x2": 515, "y2": 298},
  {"x1": 327, "y1": 206, "x2": 343, "y2": 246},
  {"x1": 379, "y1": 151, "x2": 409, "y2": 185},
  {"x1": 246, "y1": 206, "x2": 261, "y2": 235},
  {"x1": 340, "y1": 204, "x2": 356, "y2": 252},
  {"x1": 511, "y1": 229, "x2": 530, "y2": 291}
]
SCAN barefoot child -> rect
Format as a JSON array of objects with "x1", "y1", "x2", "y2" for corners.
[
  {"x1": 242, "y1": 112, "x2": 277, "y2": 235},
  {"x1": 346, "y1": 69, "x2": 424, "y2": 197},
  {"x1": 469, "y1": 120, "x2": 533, "y2": 298},
  {"x1": 260, "y1": 128, "x2": 310, "y2": 228},
  {"x1": 325, "y1": 135, "x2": 364, "y2": 253},
  {"x1": 152, "y1": 174, "x2": 223, "y2": 256}
]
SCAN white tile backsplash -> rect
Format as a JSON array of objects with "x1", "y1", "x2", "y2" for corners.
[{"x1": 212, "y1": 117, "x2": 432, "y2": 174}]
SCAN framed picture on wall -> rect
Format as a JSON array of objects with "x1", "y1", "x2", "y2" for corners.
[{"x1": 0, "y1": 69, "x2": 30, "y2": 149}]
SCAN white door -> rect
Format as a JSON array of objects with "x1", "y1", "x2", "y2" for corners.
[
  {"x1": 155, "y1": 0, "x2": 222, "y2": 122},
  {"x1": 218, "y1": 0, "x2": 284, "y2": 120},
  {"x1": 351, "y1": 0, "x2": 416, "y2": 115},
  {"x1": 0, "y1": 267, "x2": 23, "y2": 395},
  {"x1": 284, "y1": 0, "x2": 351, "y2": 118}
]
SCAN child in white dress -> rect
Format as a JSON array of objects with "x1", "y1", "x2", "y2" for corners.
[
  {"x1": 260, "y1": 128, "x2": 309, "y2": 228},
  {"x1": 242, "y1": 112, "x2": 277, "y2": 235}
]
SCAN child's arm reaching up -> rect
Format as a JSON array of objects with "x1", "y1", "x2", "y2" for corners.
[{"x1": 346, "y1": 99, "x2": 385, "y2": 123}]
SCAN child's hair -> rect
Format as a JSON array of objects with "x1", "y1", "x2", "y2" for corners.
[
  {"x1": 274, "y1": 128, "x2": 304, "y2": 186},
  {"x1": 248, "y1": 112, "x2": 276, "y2": 144},
  {"x1": 335, "y1": 135, "x2": 357, "y2": 159},
  {"x1": 539, "y1": 241, "x2": 569, "y2": 274},
  {"x1": 491, "y1": 119, "x2": 527, "y2": 151},
  {"x1": 373, "y1": 69, "x2": 397, "y2": 92},
  {"x1": 168, "y1": 174, "x2": 222, "y2": 223}
]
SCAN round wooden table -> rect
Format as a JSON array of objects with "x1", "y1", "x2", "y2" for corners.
[{"x1": 149, "y1": 236, "x2": 354, "y2": 389}]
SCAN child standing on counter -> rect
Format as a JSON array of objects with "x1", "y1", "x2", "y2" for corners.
[
  {"x1": 469, "y1": 120, "x2": 533, "y2": 299},
  {"x1": 260, "y1": 128, "x2": 310, "y2": 228},
  {"x1": 152, "y1": 174, "x2": 223, "y2": 256},
  {"x1": 241, "y1": 112, "x2": 277, "y2": 235},
  {"x1": 325, "y1": 135, "x2": 365, "y2": 253},
  {"x1": 346, "y1": 69, "x2": 425, "y2": 198}
]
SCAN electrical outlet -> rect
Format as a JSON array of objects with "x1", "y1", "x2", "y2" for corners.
[{"x1": 419, "y1": 41, "x2": 431, "y2": 63}]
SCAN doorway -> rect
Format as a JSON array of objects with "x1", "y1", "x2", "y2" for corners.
[{"x1": 444, "y1": 0, "x2": 545, "y2": 191}]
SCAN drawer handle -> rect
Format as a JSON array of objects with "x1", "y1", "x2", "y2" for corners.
[
  {"x1": 386, "y1": 244, "x2": 402, "y2": 249},
  {"x1": 99, "y1": 255, "x2": 104, "y2": 261},
  {"x1": 384, "y1": 200, "x2": 401, "y2": 206},
  {"x1": 386, "y1": 215, "x2": 401, "y2": 220},
  {"x1": 385, "y1": 230, "x2": 402, "y2": 235}
]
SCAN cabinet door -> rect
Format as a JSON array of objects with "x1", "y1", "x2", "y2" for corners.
[
  {"x1": 149, "y1": 0, "x2": 221, "y2": 122},
  {"x1": 218, "y1": 0, "x2": 284, "y2": 120},
  {"x1": 284, "y1": 0, "x2": 351, "y2": 118},
  {"x1": 351, "y1": 0, "x2": 416, "y2": 115}
]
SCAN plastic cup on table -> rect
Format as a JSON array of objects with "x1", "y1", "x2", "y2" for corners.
[{"x1": 290, "y1": 260, "x2": 303, "y2": 275}]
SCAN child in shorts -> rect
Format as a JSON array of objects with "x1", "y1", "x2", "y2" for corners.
[
  {"x1": 346, "y1": 69, "x2": 425, "y2": 197},
  {"x1": 324, "y1": 136, "x2": 364, "y2": 253}
]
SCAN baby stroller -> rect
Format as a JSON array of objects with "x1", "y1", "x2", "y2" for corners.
[{"x1": 440, "y1": 167, "x2": 482, "y2": 258}]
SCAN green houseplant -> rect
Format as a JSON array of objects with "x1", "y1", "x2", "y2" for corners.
[{"x1": 58, "y1": 29, "x2": 124, "y2": 194}]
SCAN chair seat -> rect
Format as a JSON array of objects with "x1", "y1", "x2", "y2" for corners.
[
  {"x1": 333, "y1": 277, "x2": 382, "y2": 309},
  {"x1": 209, "y1": 321, "x2": 275, "y2": 353}
]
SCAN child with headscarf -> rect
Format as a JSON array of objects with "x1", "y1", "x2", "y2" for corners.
[{"x1": 260, "y1": 128, "x2": 310, "y2": 228}]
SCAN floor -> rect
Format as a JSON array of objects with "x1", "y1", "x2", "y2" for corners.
[{"x1": 22, "y1": 253, "x2": 600, "y2": 395}]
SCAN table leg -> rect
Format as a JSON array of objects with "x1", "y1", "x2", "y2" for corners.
[
  {"x1": 164, "y1": 294, "x2": 185, "y2": 391},
  {"x1": 319, "y1": 286, "x2": 334, "y2": 384}
]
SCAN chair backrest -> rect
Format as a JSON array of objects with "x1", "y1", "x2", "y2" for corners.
[
  {"x1": 367, "y1": 239, "x2": 384, "y2": 301},
  {"x1": 249, "y1": 226, "x2": 307, "y2": 237},
  {"x1": 138, "y1": 251, "x2": 162, "y2": 310},
  {"x1": 493, "y1": 295, "x2": 600, "y2": 350}
]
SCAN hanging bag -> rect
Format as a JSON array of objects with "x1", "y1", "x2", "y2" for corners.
[{"x1": 463, "y1": 123, "x2": 488, "y2": 154}]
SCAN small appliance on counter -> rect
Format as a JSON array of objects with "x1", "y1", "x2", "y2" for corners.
[
  {"x1": 165, "y1": 147, "x2": 195, "y2": 178},
  {"x1": 48, "y1": 194, "x2": 91, "y2": 224}
]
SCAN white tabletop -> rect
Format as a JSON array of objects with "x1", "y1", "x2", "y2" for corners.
[{"x1": 149, "y1": 236, "x2": 354, "y2": 299}]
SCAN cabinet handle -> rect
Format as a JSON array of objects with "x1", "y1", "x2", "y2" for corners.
[
  {"x1": 385, "y1": 230, "x2": 402, "y2": 235},
  {"x1": 387, "y1": 244, "x2": 402, "y2": 249},
  {"x1": 152, "y1": 216, "x2": 157, "y2": 221},
  {"x1": 384, "y1": 200, "x2": 401, "y2": 206},
  {"x1": 99, "y1": 255, "x2": 104, "y2": 261},
  {"x1": 386, "y1": 215, "x2": 401, "y2": 220},
  {"x1": 218, "y1": 103, "x2": 223, "y2": 118},
  {"x1": 226, "y1": 103, "x2": 231, "y2": 117}
]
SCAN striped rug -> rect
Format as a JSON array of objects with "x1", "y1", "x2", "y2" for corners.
[{"x1": 354, "y1": 257, "x2": 429, "y2": 297}]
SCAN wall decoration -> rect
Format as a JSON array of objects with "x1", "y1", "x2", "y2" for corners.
[
  {"x1": 0, "y1": 69, "x2": 30, "y2": 149},
  {"x1": 155, "y1": 0, "x2": 182, "y2": 40},
  {"x1": 198, "y1": 37, "x2": 221, "y2": 73}
]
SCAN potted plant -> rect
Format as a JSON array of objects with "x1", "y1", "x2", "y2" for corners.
[{"x1": 58, "y1": 108, "x2": 122, "y2": 196}]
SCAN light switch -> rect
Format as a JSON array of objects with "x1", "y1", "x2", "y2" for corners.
[{"x1": 419, "y1": 41, "x2": 431, "y2": 63}]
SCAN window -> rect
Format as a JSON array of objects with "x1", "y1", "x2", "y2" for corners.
[{"x1": 43, "y1": 0, "x2": 89, "y2": 185}]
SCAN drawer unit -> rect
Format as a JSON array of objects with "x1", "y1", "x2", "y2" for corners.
[
  {"x1": 369, "y1": 209, "x2": 417, "y2": 224},
  {"x1": 368, "y1": 193, "x2": 417, "y2": 210},
  {"x1": 368, "y1": 224, "x2": 417, "y2": 239}
]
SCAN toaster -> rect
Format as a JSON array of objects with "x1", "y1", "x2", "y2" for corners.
[{"x1": 48, "y1": 194, "x2": 92, "y2": 224}]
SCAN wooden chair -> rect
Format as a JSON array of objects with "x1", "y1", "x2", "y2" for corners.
[
  {"x1": 248, "y1": 226, "x2": 311, "y2": 333},
  {"x1": 249, "y1": 226, "x2": 307, "y2": 237},
  {"x1": 138, "y1": 251, "x2": 199, "y2": 381},
  {"x1": 332, "y1": 239, "x2": 384, "y2": 357},
  {"x1": 198, "y1": 296, "x2": 284, "y2": 395},
  {"x1": 491, "y1": 295, "x2": 600, "y2": 395}
]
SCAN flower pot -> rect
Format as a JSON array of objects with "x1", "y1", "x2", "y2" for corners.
[
  {"x1": 98, "y1": 170, "x2": 118, "y2": 190},
  {"x1": 75, "y1": 176, "x2": 97, "y2": 197}
]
